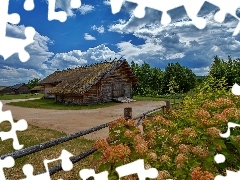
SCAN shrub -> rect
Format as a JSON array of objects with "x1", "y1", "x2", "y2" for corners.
[{"x1": 92, "y1": 77, "x2": 240, "y2": 179}]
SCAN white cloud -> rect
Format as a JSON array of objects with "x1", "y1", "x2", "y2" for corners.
[
  {"x1": 84, "y1": 33, "x2": 96, "y2": 40},
  {"x1": 92, "y1": 25, "x2": 105, "y2": 33},
  {"x1": 48, "y1": 44, "x2": 120, "y2": 70},
  {"x1": 78, "y1": 4, "x2": 94, "y2": 15},
  {"x1": 48, "y1": 1, "x2": 94, "y2": 16},
  {"x1": 103, "y1": 0, "x2": 111, "y2": 6},
  {"x1": 108, "y1": 5, "x2": 240, "y2": 71},
  {"x1": 46, "y1": 0, "x2": 77, "y2": 17},
  {"x1": 3, "y1": 23, "x2": 54, "y2": 70},
  {"x1": 191, "y1": 66, "x2": 210, "y2": 76},
  {"x1": 0, "y1": 66, "x2": 44, "y2": 86},
  {"x1": 0, "y1": 24, "x2": 54, "y2": 86}
]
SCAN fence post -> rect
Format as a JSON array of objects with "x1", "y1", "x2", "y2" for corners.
[
  {"x1": 165, "y1": 100, "x2": 170, "y2": 113},
  {"x1": 124, "y1": 107, "x2": 132, "y2": 120}
]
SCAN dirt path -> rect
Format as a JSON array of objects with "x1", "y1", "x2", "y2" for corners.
[
  {"x1": 2, "y1": 100, "x2": 166, "y2": 140},
  {"x1": 1, "y1": 98, "x2": 41, "y2": 104}
]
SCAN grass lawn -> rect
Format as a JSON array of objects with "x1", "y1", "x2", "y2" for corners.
[
  {"x1": 0, "y1": 121, "x2": 95, "y2": 179},
  {"x1": 0, "y1": 93, "x2": 43, "y2": 100},
  {"x1": 7, "y1": 98, "x2": 119, "y2": 110}
]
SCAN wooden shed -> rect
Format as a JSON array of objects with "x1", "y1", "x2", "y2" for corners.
[
  {"x1": 38, "y1": 60, "x2": 138, "y2": 105},
  {"x1": 0, "y1": 86, "x2": 15, "y2": 95},
  {"x1": 30, "y1": 86, "x2": 44, "y2": 94},
  {"x1": 11, "y1": 83, "x2": 31, "y2": 94}
]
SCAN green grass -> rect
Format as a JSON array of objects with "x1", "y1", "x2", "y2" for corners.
[
  {"x1": 0, "y1": 93, "x2": 43, "y2": 100},
  {"x1": 7, "y1": 98, "x2": 119, "y2": 110},
  {"x1": 0, "y1": 121, "x2": 95, "y2": 180}
]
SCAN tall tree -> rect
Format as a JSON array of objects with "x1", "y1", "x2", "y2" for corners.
[
  {"x1": 27, "y1": 78, "x2": 41, "y2": 89},
  {"x1": 162, "y1": 62, "x2": 197, "y2": 94},
  {"x1": 209, "y1": 55, "x2": 240, "y2": 87},
  {"x1": 131, "y1": 61, "x2": 163, "y2": 96}
]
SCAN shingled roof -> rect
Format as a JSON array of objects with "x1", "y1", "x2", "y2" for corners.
[{"x1": 39, "y1": 60, "x2": 138, "y2": 95}]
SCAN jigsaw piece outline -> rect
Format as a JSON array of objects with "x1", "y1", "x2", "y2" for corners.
[
  {"x1": 20, "y1": 149, "x2": 74, "y2": 180},
  {"x1": 0, "y1": 0, "x2": 36, "y2": 62},
  {"x1": 0, "y1": 101, "x2": 28, "y2": 150},
  {"x1": 110, "y1": 0, "x2": 240, "y2": 36},
  {"x1": 0, "y1": 156, "x2": 15, "y2": 180}
]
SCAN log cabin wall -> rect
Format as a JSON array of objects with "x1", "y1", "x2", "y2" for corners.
[
  {"x1": 55, "y1": 84, "x2": 99, "y2": 105},
  {"x1": 100, "y1": 63, "x2": 133, "y2": 103},
  {"x1": 44, "y1": 84, "x2": 56, "y2": 99},
  {"x1": 55, "y1": 94, "x2": 84, "y2": 104}
]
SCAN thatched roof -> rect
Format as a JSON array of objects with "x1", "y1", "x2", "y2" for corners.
[
  {"x1": 31, "y1": 86, "x2": 44, "y2": 91},
  {"x1": 11, "y1": 83, "x2": 27, "y2": 90},
  {"x1": 39, "y1": 60, "x2": 138, "y2": 95}
]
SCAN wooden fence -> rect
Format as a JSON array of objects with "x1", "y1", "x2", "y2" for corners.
[{"x1": 0, "y1": 99, "x2": 183, "y2": 176}]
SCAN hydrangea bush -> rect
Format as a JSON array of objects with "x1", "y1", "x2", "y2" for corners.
[{"x1": 92, "y1": 76, "x2": 240, "y2": 180}]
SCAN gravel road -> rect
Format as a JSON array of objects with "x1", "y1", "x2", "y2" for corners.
[{"x1": 1, "y1": 99, "x2": 166, "y2": 140}]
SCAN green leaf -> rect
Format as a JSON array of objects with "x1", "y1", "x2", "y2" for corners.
[
  {"x1": 93, "y1": 151, "x2": 102, "y2": 160},
  {"x1": 203, "y1": 156, "x2": 214, "y2": 169},
  {"x1": 201, "y1": 134, "x2": 209, "y2": 140},
  {"x1": 98, "y1": 162, "x2": 112, "y2": 172},
  {"x1": 213, "y1": 139, "x2": 227, "y2": 149}
]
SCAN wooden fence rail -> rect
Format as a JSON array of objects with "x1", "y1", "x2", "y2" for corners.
[{"x1": 1, "y1": 99, "x2": 183, "y2": 176}]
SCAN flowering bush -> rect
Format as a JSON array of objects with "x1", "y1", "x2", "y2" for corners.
[{"x1": 92, "y1": 77, "x2": 240, "y2": 179}]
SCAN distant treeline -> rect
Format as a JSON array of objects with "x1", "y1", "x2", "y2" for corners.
[
  {"x1": 130, "y1": 55, "x2": 240, "y2": 96},
  {"x1": 130, "y1": 61, "x2": 197, "y2": 96}
]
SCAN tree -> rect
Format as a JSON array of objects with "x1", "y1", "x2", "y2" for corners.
[
  {"x1": 208, "y1": 55, "x2": 240, "y2": 87},
  {"x1": 130, "y1": 61, "x2": 163, "y2": 96},
  {"x1": 27, "y1": 78, "x2": 41, "y2": 89},
  {"x1": 162, "y1": 62, "x2": 197, "y2": 94}
]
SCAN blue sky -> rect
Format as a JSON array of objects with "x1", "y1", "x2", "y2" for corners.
[{"x1": 1, "y1": 0, "x2": 240, "y2": 86}]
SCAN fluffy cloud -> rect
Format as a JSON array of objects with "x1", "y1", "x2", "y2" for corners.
[
  {"x1": 84, "y1": 33, "x2": 96, "y2": 40},
  {"x1": 92, "y1": 25, "x2": 105, "y2": 33},
  {"x1": 48, "y1": 1, "x2": 94, "y2": 16},
  {"x1": 0, "y1": 66, "x2": 44, "y2": 86},
  {"x1": 103, "y1": 0, "x2": 110, "y2": 6},
  {"x1": 0, "y1": 24, "x2": 54, "y2": 86},
  {"x1": 108, "y1": 4, "x2": 240, "y2": 70},
  {"x1": 78, "y1": 4, "x2": 95, "y2": 15},
  {"x1": 47, "y1": 44, "x2": 120, "y2": 70},
  {"x1": 48, "y1": 0, "x2": 77, "y2": 17},
  {"x1": 2, "y1": 24, "x2": 54, "y2": 69}
]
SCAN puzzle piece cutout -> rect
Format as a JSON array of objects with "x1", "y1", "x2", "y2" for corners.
[
  {"x1": 0, "y1": 0, "x2": 35, "y2": 62},
  {"x1": 0, "y1": 0, "x2": 81, "y2": 62},
  {"x1": 110, "y1": 0, "x2": 240, "y2": 35},
  {"x1": 116, "y1": 159, "x2": 158, "y2": 180},
  {"x1": 24, "y1": 0, "x2": 35, "y2": 11},
  {"x1": 49, "y1": 0, "x2": 81, "y2": 22},
  {"x1": 220, "y1": 122, "x2": 240, "y2": 138},
  {"x1": 213, "y1": 80, "x2": 240, "y2": 180},
  {"x1": 0, "y1": 101, "x2": 28, "y2": 150},
  {"x1": 21, "y1": 149, "x2": 74, "y2": 180},
  {"x1": 0, "y1": 156, "x2": 15, "y2": 180},
  {"x1": 232, "y1": 83, "x2": 240, "y2": 95},
  {"x1": 24, "y1": 0, "x2": 81, "y2": 22},
  {"x1": 26, "y1": 0, "x2": 82, "y2": 22},
  {"x1": 214, "y1": 149, "x2": 240, "y2": 180},
  {"x1": 79, "y1": 169, "x2": 108, "y2": 180},
  {"x1": 215, "y1": 170, "x2": 240, "y2": 180}
]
